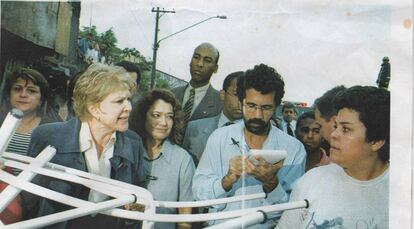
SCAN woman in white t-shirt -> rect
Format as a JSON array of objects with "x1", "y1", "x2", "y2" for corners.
[{"x1": 277, "y1": 86, "x2": 390, "y2": 229}]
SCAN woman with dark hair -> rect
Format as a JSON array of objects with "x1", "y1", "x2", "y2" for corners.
[
  {"x1": 0, "y1": 68, "x2": 60, "y2": 171},
  {"x1": 129, "y1": 89, "x2": 195, "y2": 229},
  {"x1": 277, "y1": 86, "x2": 389, "y2": 228},
  {"x1": 0, "y1": 67, "x2": 60, "y2": 224}
]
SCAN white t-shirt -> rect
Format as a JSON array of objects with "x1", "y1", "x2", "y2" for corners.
[
  {"x1": 276, "y1": 163, "x2": 389, "y2": 229},
  {"x1": 85, "y1": 48, "x2": 99, "y2": 63}
]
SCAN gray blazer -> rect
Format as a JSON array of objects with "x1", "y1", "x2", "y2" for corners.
[
  {"x1": 172, "y1": 84, "x2": 223, "y2": 121},
  {"x1": 22, "y1": 118, "x2": 145, "y2": 229},
  {"x1": 182, "y1": 114, "x2": 220, "y2": 164}
]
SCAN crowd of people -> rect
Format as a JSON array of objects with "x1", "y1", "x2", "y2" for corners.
[{"x1": 0, "y1": 42, "x2": 390, "y2": 229}]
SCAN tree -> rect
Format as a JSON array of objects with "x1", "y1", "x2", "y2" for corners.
[
  {"x1": 79, "y1": 25, "x2": 98, "y2": 38},
  {"x1": 79, "y1": 26, "x2": 119, "y2": 64},
  {"x1": 121, "y1": 47, "x2": 146, "y2": 63},
  {"x1": 79, "y1": 26, "x2": 170, "y2": 90}
]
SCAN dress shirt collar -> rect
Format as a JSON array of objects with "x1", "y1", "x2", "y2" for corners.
[
  {"x1": 218, "y1": 112, "x2": 242, "y2": 127},
  {"x1": 183, "y1": 83, "x2": 211, "y2": 115},
  {"x1": 218, "y1": 112, "x2": 230, "y2": 127},
  {"x1": 188, "y1": 82, "x2": 210, "y2": 94},
  {"x1": 144, "y1": 139, "x2": 174, "y2": 164},
  {"x1": 79, "y1": 122, "x2": 116, "y2": 154},
  {"x1": 184, "y1": 82, "x2": 210, "y2": 102},
  {"x1": 282, "y1": 119, "x2": 295, "y2": 128}
]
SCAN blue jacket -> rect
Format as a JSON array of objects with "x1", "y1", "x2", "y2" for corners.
[{"x1": 22, "y1": 118, "x2": 146, "y2": 229}]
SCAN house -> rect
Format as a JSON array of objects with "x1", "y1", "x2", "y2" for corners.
[{"x1": 1, "y1": 1, "x2": 83, "y2": 104}]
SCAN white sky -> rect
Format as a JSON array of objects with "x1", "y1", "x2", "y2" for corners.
[{"x1": 79, "y1": 0, "x2": 411, "y2": 106}]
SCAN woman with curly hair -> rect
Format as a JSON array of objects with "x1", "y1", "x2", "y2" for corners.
[{"x1": 129, "y1": 89, "x2": 195, "y2": 229}]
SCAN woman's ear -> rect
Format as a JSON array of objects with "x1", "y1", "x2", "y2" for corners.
[
  {"x1": 87, "y1": 104, "x2": 100, "y2": 120},
  {"x1": 370, "y1": 139, "x2": 385, "y2": 152}
]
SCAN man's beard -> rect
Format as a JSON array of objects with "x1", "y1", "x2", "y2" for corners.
[{"x1": 244, "y1": 118, "x2": 269, "y2": 135}]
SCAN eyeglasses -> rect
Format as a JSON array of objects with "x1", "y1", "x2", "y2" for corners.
[{"x1": 243, "y1": 102, "x2": 274, "y2": 114}]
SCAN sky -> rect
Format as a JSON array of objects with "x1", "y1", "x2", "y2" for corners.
[{"x1": 79, "y1": 0, "x2": 411, "y2": 106}]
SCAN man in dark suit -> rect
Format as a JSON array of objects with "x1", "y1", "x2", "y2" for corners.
[
  {"x1": 182, "y1": 71, "x2": 243, "y2": 164},
  {"x1": 278, "y1": 102, "x2": 298, "y2": 137},
  {"x1": 171, "y1": 43, "x2": 223, "y2": 122}
]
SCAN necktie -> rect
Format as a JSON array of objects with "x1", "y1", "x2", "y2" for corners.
[
  {"x1": 183, "y1": 88, "x2": 195, "y2": 123},
  {"x1": 178, "y1": 89, "x2": 196, "y2": 145},
  {"x1": 287, "y1": 122, "x2": 294, "y2": 136}
]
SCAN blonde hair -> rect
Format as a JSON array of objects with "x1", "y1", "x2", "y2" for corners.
[{"x1": 72, "y1": 63, "x2": 136, "y2": 120}]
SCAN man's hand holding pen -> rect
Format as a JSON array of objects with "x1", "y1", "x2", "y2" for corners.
[
  {"x1": 246, "y1": 156, "x2": 284, "y2": 193},
  {"x1": 222, "y1": 155, "x2": 284, "y2": 193},
  {"x1": 222, "y1": 156, "x2": 247, "y2": 191}
]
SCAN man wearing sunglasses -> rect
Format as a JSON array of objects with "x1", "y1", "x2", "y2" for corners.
[{"x1": 193, "y1": 64, "x2": 306, "y2": 228}]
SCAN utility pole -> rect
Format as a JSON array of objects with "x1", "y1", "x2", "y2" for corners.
[{"x1": 150, "y1": 7, "x2": 175, "y2": 88}]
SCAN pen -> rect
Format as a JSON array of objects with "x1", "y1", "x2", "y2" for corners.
[{"x1": 231, "y1": 137, "x2": 244, "y2": 155}]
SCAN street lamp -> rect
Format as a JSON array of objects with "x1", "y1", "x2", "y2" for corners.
[{"x1": 150, "y1": 14, "x2": 227, "y2": 88}]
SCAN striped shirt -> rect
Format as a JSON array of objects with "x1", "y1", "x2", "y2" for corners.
[{"x1": 7, "y1": 132, "x2": 31, "y2": 175}]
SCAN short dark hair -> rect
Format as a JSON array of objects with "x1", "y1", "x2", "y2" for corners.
[
  {"x1": 115, "y1": 61, "x2": 141, "y2": 84},
  {"x1": 194, "y1": 43, "x2": 220, "y2": 64},
  {"x1": 222, "y1": 71, "x2": 244, "y2": 91},
  {"x1": 333, "y1": 86, "x2": 390, "y2": 163},
  {"x1": 282, "y1": 102, "x2": 297, "y2": 113},
  {"x1": 313, "y1": 85, "x2": 346, "y2": 121},
  {"x1": 236, "y1": 64, "x2": 285, "y2": 106},
  {"x1": 4, "y1": 67, "x2": 49, "y2": 115},
  {"x1": 295, "y1": 110, "x2": 315, "y2": 130},
  {"x1": 129, "y1": 89, "x2": 184, "y2": 146}
]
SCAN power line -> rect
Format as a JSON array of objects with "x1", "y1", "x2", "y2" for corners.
[{"x1": 128, "y1": 9, "x2": 152, "y2": 49}]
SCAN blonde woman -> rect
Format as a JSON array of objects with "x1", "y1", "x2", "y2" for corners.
[{"x1": 23, "y1": 63, "x2": 146, "y2": 229}]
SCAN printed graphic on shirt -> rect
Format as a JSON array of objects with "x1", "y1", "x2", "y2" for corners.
[{"x1": 305, "y1": 212, "x2": 380, "y2": 229}]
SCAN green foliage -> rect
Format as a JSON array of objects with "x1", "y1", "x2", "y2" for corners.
[
  {"x1": 121, "y1": 47, "x2": 149, "y2": 66},
  {"x1": 139, "y1": 70, "x2": 170, "y2": 92},
  {"x1": 79, "y1": 25, "x2": 170, "y2": 90},
  {"x1": 155, "y1": 78, "x2": 170, "y2": 89},
  {"x1": 79, "y1": 26, "x2": 120, "y2": 64},
  {"x1": 79, "y1": 25, "x2": 98, "y2": 38},
  {"x1": 99, "y1": 28, "x2": 119, "y2": 62}
]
